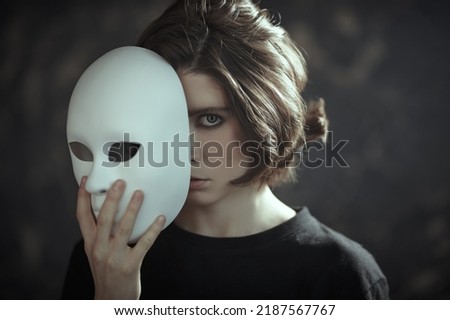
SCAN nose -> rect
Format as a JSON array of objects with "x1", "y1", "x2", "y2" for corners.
[
  {"x1": 190, "y1": 131, "x2": 203, "y2": 167},
  {"x1": 85, "y1": 160, "x2": 117, "y2": 195}
]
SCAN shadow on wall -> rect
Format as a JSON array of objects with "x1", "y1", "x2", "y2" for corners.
[{"x1": 1, "y1": 0, "x2": 449, "y2": 299}]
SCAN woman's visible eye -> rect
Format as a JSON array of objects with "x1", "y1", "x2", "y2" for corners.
[{"x1": 198, "y1": 114, "x2": 223, "y2": 127}]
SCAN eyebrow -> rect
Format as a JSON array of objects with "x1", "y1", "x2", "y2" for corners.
[{"x1": 188, "y1": 106, "x2": 230, "y2": 117}]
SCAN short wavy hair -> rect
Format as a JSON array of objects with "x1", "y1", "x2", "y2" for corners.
[{"x1": 138, "y1": 0, "x2": 328, "y2": 187}]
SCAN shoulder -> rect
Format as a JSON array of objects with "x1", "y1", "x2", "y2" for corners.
[{"x1": 285, "y1": 207, "x2": 389, "y2": 299}]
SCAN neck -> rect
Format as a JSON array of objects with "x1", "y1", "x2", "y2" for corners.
[{"x1": 175, "y1": 184, "x2": 295, "y2": 237}]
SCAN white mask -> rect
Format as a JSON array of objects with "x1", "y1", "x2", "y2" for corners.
[{"x1": 66, "y1": 46, "x2": 190, "y2": 242}]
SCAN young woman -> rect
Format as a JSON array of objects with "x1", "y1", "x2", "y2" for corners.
[{"x1": 62, "y1": 0, "x2": 388, "y2": 299}]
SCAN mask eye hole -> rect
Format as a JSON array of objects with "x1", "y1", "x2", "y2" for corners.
[
  {"x1": 69, "y1": 142, "x2": 93, "y2": 161},
  {"x1": 108, "y1": 142, "x2": 141, "y2": 162}
]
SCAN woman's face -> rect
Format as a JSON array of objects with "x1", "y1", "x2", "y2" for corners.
[{"x1": 178, "y1": 71, "x2": 249, "y2": 207}]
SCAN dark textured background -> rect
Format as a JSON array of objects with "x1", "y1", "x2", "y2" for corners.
[{"x1": 1, "y1": 0, "x2": 449, "y2": 299}]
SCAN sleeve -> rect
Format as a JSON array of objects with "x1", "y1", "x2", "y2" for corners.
[
  {"x1": 61, "y1": 240, "x2": 95, "y2": 299},
  {"x1": 364, "y1": 277, "x2": 390, "y2": 299},
  {"x1": 311, "y1": 262, "x2": 390, "y2": 299},
  {"x1": 336, "y1": 244, "x2": 390, "y2": 300},
  {"x1": 309, "y1": 231, "x2": 390, "y2": 299}
]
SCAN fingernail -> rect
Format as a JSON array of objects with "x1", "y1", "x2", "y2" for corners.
[
  {"x1": 80, "y1": 176, "x2": 87, "y2": 188},
  {"x1": 112, "y1": 179, "x2": 124, "y2": 192},
  {"x1": 157, "y1": 215, "x2": 166, "y2": 224},
  {"x1": 133, "y1": 190, "x2": 143, "y2": 202}
]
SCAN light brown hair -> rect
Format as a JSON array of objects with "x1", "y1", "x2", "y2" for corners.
[{"x1": 138, "y1": 0, "x2": 328, "y2": 187}]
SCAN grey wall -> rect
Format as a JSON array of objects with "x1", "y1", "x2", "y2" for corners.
[{"x1": 1, "y1": 0, "x2": 449, "y2": 299}]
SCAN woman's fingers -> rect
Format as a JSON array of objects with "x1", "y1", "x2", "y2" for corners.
[
  {"x1": 77, "y1": 177, "x2": 163, "y2": 261},
  {"x1": 114, "y1": 190, "x2": 144, "y2": 242},
  {"x1": 76, "y1": 176, "x2": 96, "y2": 244},
  {"x1": 75, "y1": 176, "x2": 164, "y2": 299},
  {"x1": 131, "y1": 215, "x2": 166, "y2": 264},
  {"x1": 95, "y1": 179, "x2": 125, "y2": 245}
]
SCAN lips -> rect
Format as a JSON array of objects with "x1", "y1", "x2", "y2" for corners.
[{"x1": 189, "y1": 177, "x2": 209, "y2": 190}]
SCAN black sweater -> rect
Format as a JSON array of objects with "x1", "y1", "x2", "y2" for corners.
[{"x1": 62, "y1": 207, "x2": 389, "y2": 299}]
